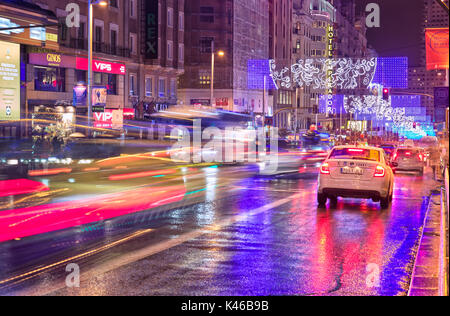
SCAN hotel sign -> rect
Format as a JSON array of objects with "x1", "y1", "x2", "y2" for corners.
[
  {"x1": 326, "y1": 24, "x2": 334, "y2": 58},
  {"x1": 145, "y1": 0, "x2": 158, "y2": 59}
]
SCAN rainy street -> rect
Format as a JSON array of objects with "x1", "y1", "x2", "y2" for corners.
[{"x1": 0, "y1": 160, "x2": 440, "y2": 296}]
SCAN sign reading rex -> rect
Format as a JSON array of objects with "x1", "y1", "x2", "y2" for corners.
[{"x1": 145, "y1": 0, "x2": 158, "y2": 59}]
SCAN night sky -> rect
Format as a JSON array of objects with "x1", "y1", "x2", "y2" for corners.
[{"x1": 355, "y1": 0, "x2": 424, "y2": 66}]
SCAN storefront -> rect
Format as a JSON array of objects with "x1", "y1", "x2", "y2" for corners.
[
  {"x1": 0, "y1": 0, "x2": 59, "y2": 137},
  {"x1": 27, "y1": 51, "x2": 126, "y2": 131}
]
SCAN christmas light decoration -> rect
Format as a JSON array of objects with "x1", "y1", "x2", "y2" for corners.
[{"x1": 269, "y1": 58, "x2": 378, "y2": 90}]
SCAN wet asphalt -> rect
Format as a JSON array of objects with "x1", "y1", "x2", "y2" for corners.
[{"x1": 0, "y1": 163, "x2": 439, "y2": 296}]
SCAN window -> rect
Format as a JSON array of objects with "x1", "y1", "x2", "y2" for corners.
[
  {"x1": 94, "y1": 72, "x2": 102, "y2": 85},
  {"x1": 178, "y1": 44, "x2": 184, "y2": 61},
  {"x1": 34, "y1": 66, "x2": 65, "y2": 92},
  {"x1": 200, "y1": 37, "x2": 213, "y2": 53},
  {"x1": 110, "y1": 29, "x2": 117, "y2": 54},
  {"x1": 78, "y1": 22, "x2": 85, "y2": 39},
  {"x1": 199, "y1": 71, "x2": 210, "y2": 86},
  {"x1": 145, "y1": 77, "x2": 153, "y2": 97},
  {"x1": 129, "y1": 74, "x2": 136, "y2": 96},
  {"x1": 179, "y1": 12, "x2": 184, "y2": 30},
  {"x1": 130, "y1": 33, "x2": 137, "y2": 55},
  {"x1": 107, "y1": 74, "x2": 117, "y2": 95},
  {"x1": 159, "y1": 78, "x2": 166, "y2": 97},
  {"x1": 95, "y1": 26, "x2": 103, "y2": 50},
  {"x1": 75, "y1": 70, "x2": 86, "y2": 84},
  {"x1": 130, "y1": 0, "x2": 136, "y2": 18},
  {"x1": 167, "y1": 41, "x2": 173, "y2": 60},
  {"x1": 168, "y1": 8, "x2": 173, "y2": 27},
  {"x1": 170, "y1": 79, "x2": 176, "y2": 97},
  {"x1": 200, "y1": 6, "x2": 214, "y2": 23}
]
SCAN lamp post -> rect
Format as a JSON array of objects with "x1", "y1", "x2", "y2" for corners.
[
  {"x1": 210, "y1": 40, "x2": 224, "y2": 108},
  {"x1": 87, "y1": 0, "x2": 107, "y2": 133}
]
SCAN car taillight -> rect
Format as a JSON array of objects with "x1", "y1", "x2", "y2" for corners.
[
  {"x1": 392, "y1": 153, "x2": 398, "y2": 161},
  {"x1": 320, "y1": 162, "x2": 330, "y2": 175},
  {"x1": 418, "y1": 154, "x2": 424, "y2": 162},
  {"x1": 374, "y1": 165, "x2": 385, "y2": 177}
]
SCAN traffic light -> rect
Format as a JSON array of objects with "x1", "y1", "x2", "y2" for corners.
[{"x1": 382, "y1": 88, "x2": 389, "y2": 101}]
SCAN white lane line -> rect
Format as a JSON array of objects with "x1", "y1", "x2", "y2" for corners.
[{"x1": 18, "y1": 192, "x2": 301, "y2": 296}]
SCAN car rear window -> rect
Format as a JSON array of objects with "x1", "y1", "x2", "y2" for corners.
[
  {"x1": 397, "y1": 149, "x2": 419, "y2": 156},
  {"x1": 329, "y1": 148, "x2": 380, "y2": 162}
]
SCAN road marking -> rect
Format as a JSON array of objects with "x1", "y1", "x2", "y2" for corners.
[
  {"x1": 15, "y1": 193, "x2": 301, "y2": 296},
  {"x1": 0, "y1": 229, "x2": 153, "y2": 287}
]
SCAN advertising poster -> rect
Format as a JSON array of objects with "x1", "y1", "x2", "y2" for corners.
[
  {"x1": 0, "y1": 40, "x2": 20, "y2": 121},
  {"x1": 92, "y1": 86, "x2": 107, "y2": 106},
  {"x1": 73, "y1": 84, "x2": 87, "y2": 106},
  {"x1": 425, "y1": 28, "x2": 449, "y2": 70}
]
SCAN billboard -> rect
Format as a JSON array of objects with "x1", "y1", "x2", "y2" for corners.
[
  {"x1": 0, "y1": 40, "x2": 20, "y2": 121},
  {"x1": 425, "y1": 28, "x2": 449, "y2": 70},
  {"x1": 92, "y1": 86, "x2": 107, "y2": 107}
]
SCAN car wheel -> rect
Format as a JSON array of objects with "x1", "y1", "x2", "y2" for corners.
[
  {"x1": 380, "y1": 195, "x2": 390, "y2": 209},
  {"x1": 329, "y1": 196, "x2": 338, "y2": 207},
  {"x1": 317, "y1": 193, "x2": 327, "y2": 207}
]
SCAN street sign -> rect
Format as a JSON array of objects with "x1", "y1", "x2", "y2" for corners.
[{"x1": 92, "y1": 105, "x2": 105, "y2": 113}]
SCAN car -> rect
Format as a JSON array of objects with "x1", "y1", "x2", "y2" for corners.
[
  {"x1": 379, "y1": 143, "x2": 396, "y2": 159},
  {"x1": 258, "y1": 139, "x2": 329, "y2": 176},
  {"x1": 317, "y1": 145, "x2": 394, "y2": 209},
  {"x1": 391, "y1": 147, "x2": 425, "y2": 175}
]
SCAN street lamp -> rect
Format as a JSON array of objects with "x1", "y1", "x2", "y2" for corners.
[
  {"x1": 210, "y1": 40, "x2": 225, "y2": 108},
  {"x1": 87, "y1": 0, "x2": 107, "y2": 133}
]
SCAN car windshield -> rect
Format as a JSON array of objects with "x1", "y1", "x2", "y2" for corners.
[{"x1": 329, "y1": 148, "x2": 380, "y2": 162}]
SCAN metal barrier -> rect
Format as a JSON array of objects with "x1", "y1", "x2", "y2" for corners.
[{"x1": 439, "y1": 166, "x2": 449, "y2": 296}]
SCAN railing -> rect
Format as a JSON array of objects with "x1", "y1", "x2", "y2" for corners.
[
  {"x1": 439, "y1": 166, "x2": 449, "y2": 296},
  {"x1": 60, "y1": 38, "x2": 131, "y2": 58}
]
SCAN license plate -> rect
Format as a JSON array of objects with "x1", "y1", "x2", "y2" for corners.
[{"x1": 341, "y1": 167, "x2": 363, "y2": 175}]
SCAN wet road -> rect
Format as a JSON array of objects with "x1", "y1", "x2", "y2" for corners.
[{"x1": 0, "y1": 161, "x2": 439, "y2": 296}]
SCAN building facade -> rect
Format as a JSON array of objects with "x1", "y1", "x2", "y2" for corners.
[
  {"x1": 269, "y1": 0, "x2": 294, "y2": 130},
  {"x1": 290, "y1": 0, "x2": 370, "y2": 132},
  {"x1": 17, "y1": 0, "x2": 184, "y2": 129},
  {"x1": 178, "y1": 0, "x2": 270, "y2": 115}
]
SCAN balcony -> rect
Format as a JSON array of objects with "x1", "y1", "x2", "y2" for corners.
[{"x1": 60, "y1": 38, "x2": 131, "y2": 58}]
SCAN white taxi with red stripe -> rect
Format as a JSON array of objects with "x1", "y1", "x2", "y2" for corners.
[{"x1": 317, "y1": 145, "x2": 394, "y2": 209}]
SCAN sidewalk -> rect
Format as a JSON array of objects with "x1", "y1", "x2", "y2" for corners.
[{"x1": 408, "y1": 191, "x2": 446, "y2": 296}]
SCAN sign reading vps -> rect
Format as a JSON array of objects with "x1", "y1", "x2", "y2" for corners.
[
  {"x1": 145, "y1": 0, "x2": 158, "y2": 59},
  {"x1": 0, "y1": 41, "x2": 20, "y2": 121}
]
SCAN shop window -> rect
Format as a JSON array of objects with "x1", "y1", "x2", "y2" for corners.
[
  {"x1": 34, "y1": 66, "x2": 66, "y2": 92},
  {"x1": 75, "y1": 70, "x2": 86, "y2": 84},
  {"x1": 94, "y1": 72, "x2": 102, "y2": 85},
  {"x1": 107, "y1": 74, "x2": 117, "y2": 95}
]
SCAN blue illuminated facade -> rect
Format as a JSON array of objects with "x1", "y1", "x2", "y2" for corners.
[
  {"x1": 372, "y1": 57, "x2": 409, "y2": 89},
  {"x1": 247, "y1": 60, "x2": 278, "y2": 90}
]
